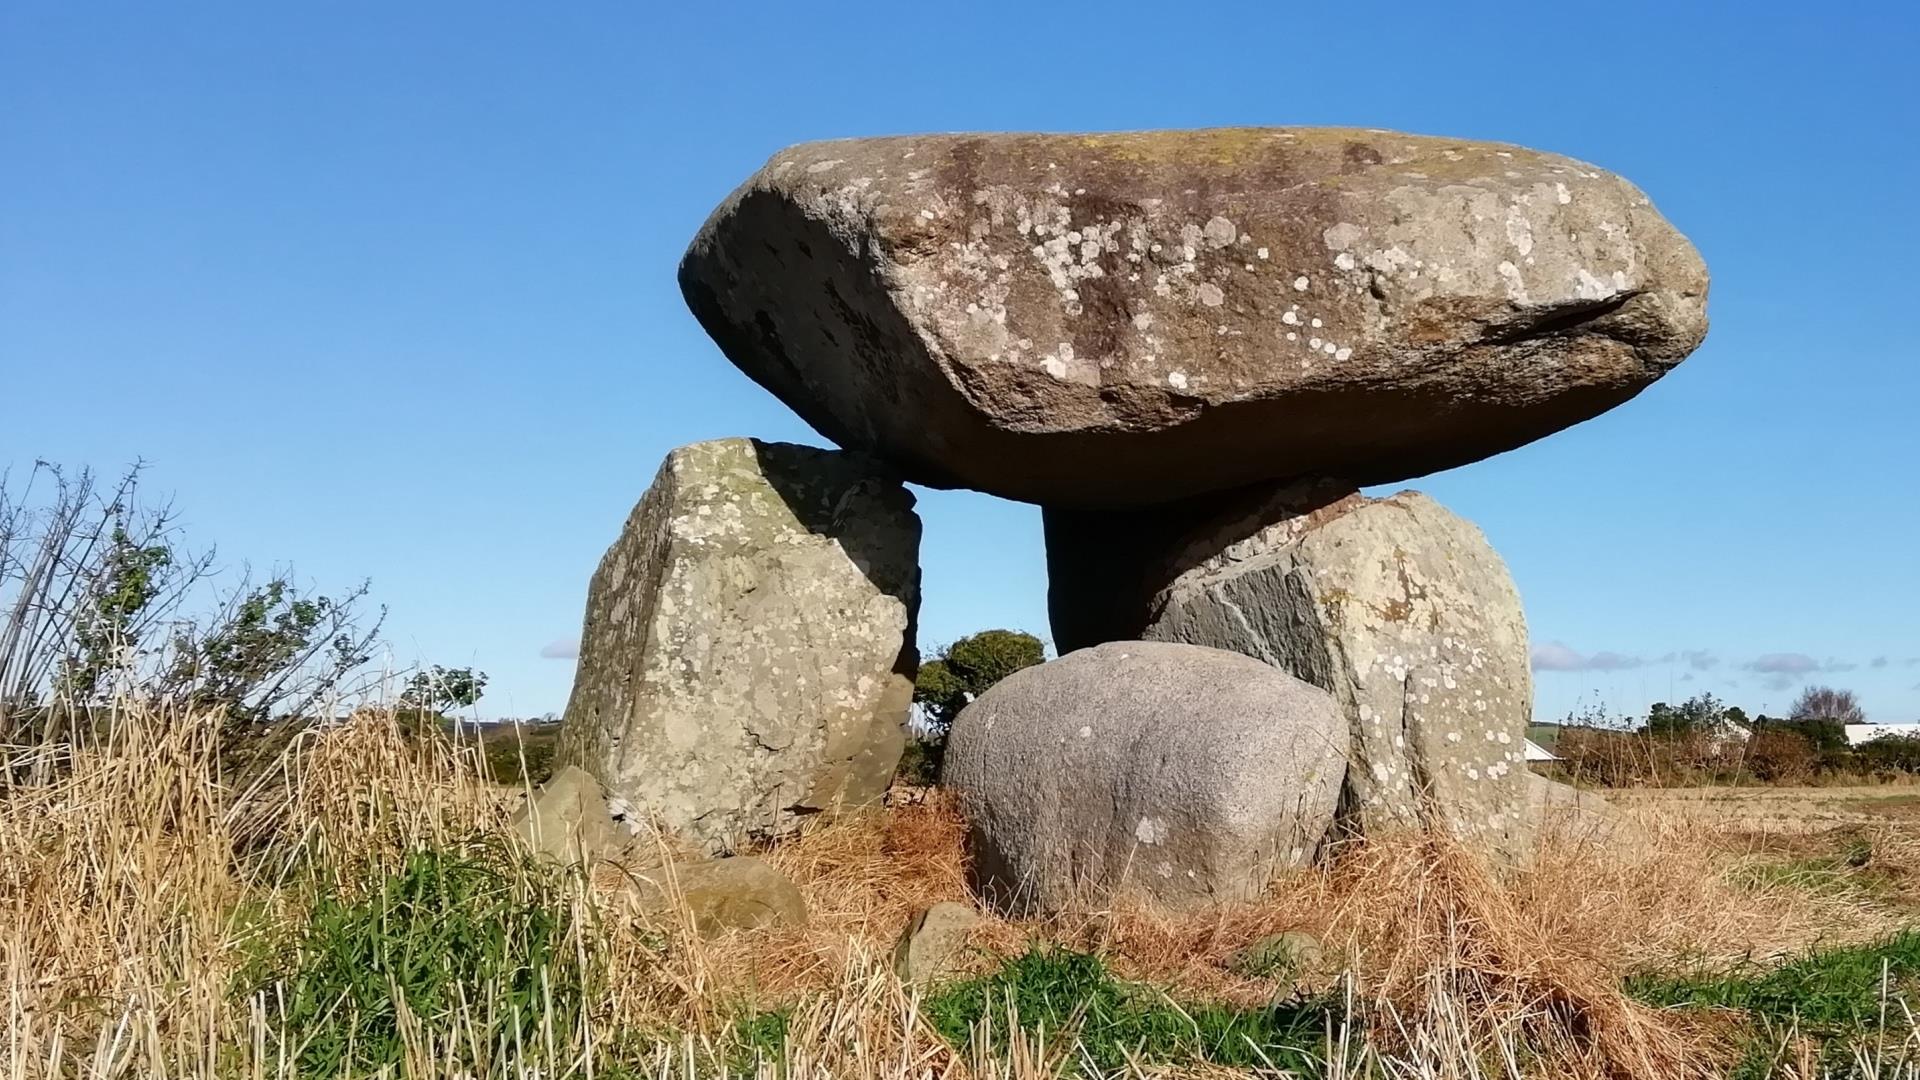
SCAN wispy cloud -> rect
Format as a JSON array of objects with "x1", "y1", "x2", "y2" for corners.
[
  {"x1": 539, "y1": 638, "x2": 580, "y2": 660},
  {"x1": 1872, "y1": 656, "x2": 1890, "y2": 669},
  {"x1": 1745, "y1": 653, "x2": 1820, "y2": 675},
  {"x1": 1531, "y1": 643, "x2": 1643, "y2": 672},
  {"x1": 1739, "y1": 653, "x2": 1861, "y2": 691},
  {"x1": 1657, "y1": 649, "x2": 1720, "y2": 671}
]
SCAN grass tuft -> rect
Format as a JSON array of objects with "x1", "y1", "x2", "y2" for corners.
[
  {"x1": 925, "y1": 946, "x2": 1330, "y2": 1073},
  {"x1": 253, "y1": 843, "x2": 598, "y2": 1076},
  {"x1": 1631, "y1": 931, "x2": 1920, "y2": 1028}
]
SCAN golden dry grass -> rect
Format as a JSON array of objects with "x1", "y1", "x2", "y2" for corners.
[
  {"x1": 1609, "y1": 784, "x2": 1920, "y2": 834},
  {"x1": 5, "y1": 707, "x2": 1917, "y2": 1078}
]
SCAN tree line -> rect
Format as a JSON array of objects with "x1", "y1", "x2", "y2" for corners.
[{"x1": 1551, "y1": 686, "x2": 1918, "y2": 787}]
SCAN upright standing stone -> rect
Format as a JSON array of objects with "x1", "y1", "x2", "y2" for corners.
[
  {"x1": 1048, "y1": 489, "x2": 1533, "y2": 854},
  {"x1": 557, "y1": 438, "x2": 920, "y2": 854},
  {"x1": 681, "y1": 128, "x2": 1708, "y2": 507}
]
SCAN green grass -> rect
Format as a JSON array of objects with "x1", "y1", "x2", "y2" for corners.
[
  {"x1": 922, "y1": 947, "x2": 1332, "y2": 1073},
  {"x1": 1733, "y1": 833, "x2": 1909, "y2": 907},
  {"x1": 724, "y1": 1008, "x2": 792, "y2": 1072},
  {"x1": 251, "y1": 843, "x2": 598, "y2": 1077},
  {"x1": 1630, "y1": 931, "x2": 1920, "y2": 1077}
]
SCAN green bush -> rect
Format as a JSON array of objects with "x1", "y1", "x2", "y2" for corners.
[{"x1": 1856, "y1": 734, "x2": 1920, "y2": 775}]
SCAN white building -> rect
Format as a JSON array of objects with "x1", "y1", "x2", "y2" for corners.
[{"x1": 1844, "y1": 723, "x2": 1920, "y2": 747}]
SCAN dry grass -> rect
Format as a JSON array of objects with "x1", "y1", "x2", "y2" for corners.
[
  {"x1": 5, "y1": 706, "x2": 1918, "y2": 1078},
  {"x1": 1610, "y1": 785, "x2": 1920, "y2": 835}
]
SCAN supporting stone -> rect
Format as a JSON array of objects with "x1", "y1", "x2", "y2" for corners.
[
  {"x1": 556, "y1": 438, "x2": 920, "y2": 854},
  {"x1": 1047, "y1": 487, "x2": 1534, "y2": 855}
]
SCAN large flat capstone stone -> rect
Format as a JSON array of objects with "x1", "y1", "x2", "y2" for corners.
[
  {"x1": 681, "y1": 128, "x2": 1708, "y2": 507},
  {"x1": 942, "y1": 640, "x2": 1348, "y2": 914},
  {"x1": 556, "y1": 438, "x2": 920, "y2": 854},
  {"x1": 1048, "y1": 488, "x2": 1533, "y2": 854}
]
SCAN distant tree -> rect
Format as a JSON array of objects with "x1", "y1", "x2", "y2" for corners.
[
  {"x1": 400, "y1": 665, "x2": 488, "y2": 713},
  {"x1": 1645, "y1": 693, "x2": 1741, "y2": 737},
  {"x1": 1790, "y1": 685, "x2": 1865, "y2": 725},
  {"x1": 912, "y1": 629, "x2": 1046, "y2": 733},
  {"x1": 902, "y1": 629, "x2": 1045, "y2": 785}
]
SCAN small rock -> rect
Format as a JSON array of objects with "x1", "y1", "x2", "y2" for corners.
[
  {"x1": 623, "y1": 855, "x2": 808, "y2": 937},
  {"x1": 892, "y1": 901, "x2": 983, "y2": 984},
  {"x1": 1230, "y1": 931, "x2": 1339, "y2": 997},
  {"x1": 509, "y1": 765, "x2": 630, "y2": 863},
  {"x1": 1230, "y1": 930, "x2": 1326, "y2": 978}
]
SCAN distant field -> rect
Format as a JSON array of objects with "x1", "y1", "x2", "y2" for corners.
[{"x1": 1610, "y1": 783, "x2": 1920, "y2": 832}]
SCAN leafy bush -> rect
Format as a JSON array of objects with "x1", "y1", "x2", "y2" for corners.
[
  {"x1": 1855, "y1": 733, "x2": 1920, "y2": 776},
  {"x1": 2, "y1": 463, "x2": 492, "y2": 776},
  {"x1": 0, "y1": 463, "x2": 386, "y2": 746}
]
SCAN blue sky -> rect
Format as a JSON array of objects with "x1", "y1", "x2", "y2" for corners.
[{"x1": 3, "y1": 2, "x2": 1914, "y2": 722}]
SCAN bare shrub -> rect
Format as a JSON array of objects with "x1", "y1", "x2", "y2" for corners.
[
  {"x1": 1746, "y1": 728, "x2": 1818, "y2": 784},
  {"x1": 0, "y1": 463, "x2": 385, "y2": 757}
]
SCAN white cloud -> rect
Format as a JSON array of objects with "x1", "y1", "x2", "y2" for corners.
[
  {"x1": 539, "y1": 638, "x2": 580, "y2": 660},
  {"x1": 1745, "y1": 653, "x2": 1819, "y2": 675},
  {"x1": 1531, "y1": 642, "x2": 1585, "y2": 671},
  {"x1": 1657, "y1": 649, "x2": 1721, "y2": 671},
  {"x1": 1531, "y1": 642, "x2": 1643, "y2": 672}
]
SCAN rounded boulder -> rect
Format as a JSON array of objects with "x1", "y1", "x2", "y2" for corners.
[{"x1": 942, "y1": 640, "x2": 1347, "y2": 914}]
